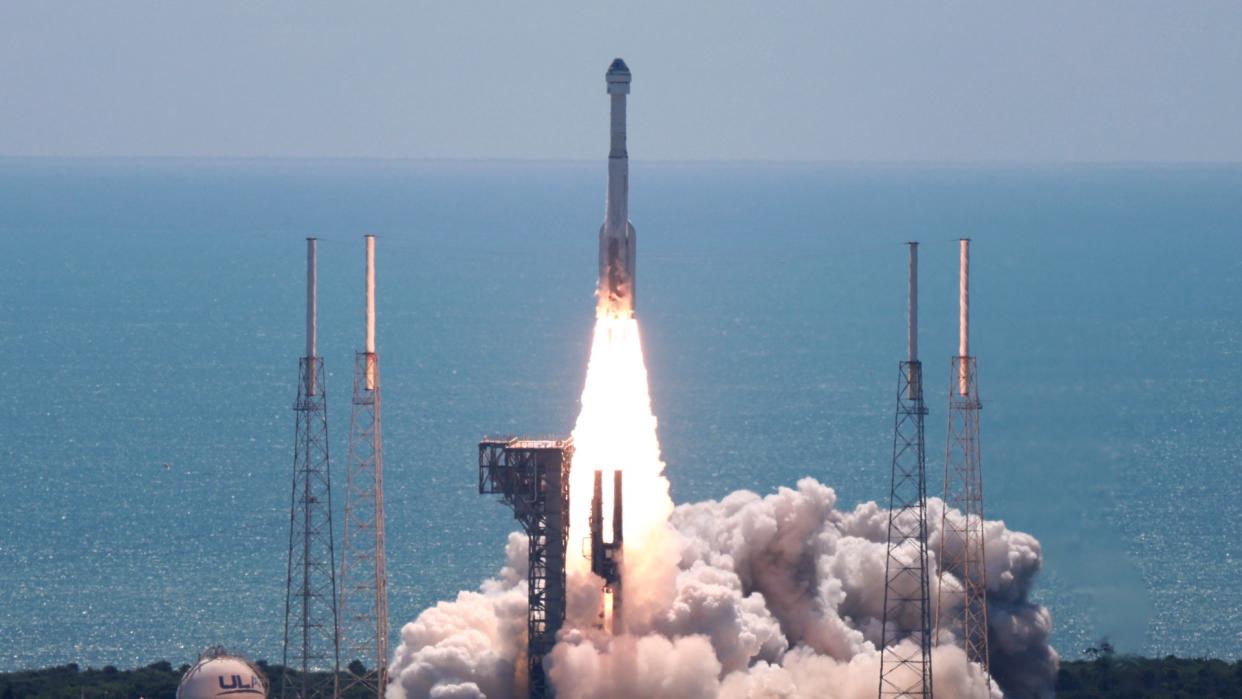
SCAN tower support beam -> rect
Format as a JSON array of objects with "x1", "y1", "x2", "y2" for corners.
[
  {"x1": 340, "y1": 236, "x2": 389, "y2": 699},
  {"x1": 879, "y1": 242, "x2": 933, "y2": 699},
  {"x1": 936, "y1": 238, "x2": 991, "y2": 681},
  {"x1": 479, "y1": 437, "x2": 573, "y2": 699},
  {"x1": 282, "y1": 238, "x2": 341, "y2": 699}
]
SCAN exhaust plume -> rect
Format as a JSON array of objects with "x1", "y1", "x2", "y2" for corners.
[
  {"x1": 389, "y1": 478, "x2": 1057, "y2": 699},
  {"x1": 388, "y1": 311, "x2": 1056, "y2": 699}
]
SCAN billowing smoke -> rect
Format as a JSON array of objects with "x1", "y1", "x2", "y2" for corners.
[
  {"x1": 388, "y1": 479, "x2": 1057, "y2": 699},
  {"x1": 388, "y1": 314, "x2": 1056, "y2": 698},
  {"x1": 387, "y1": 533, "x2": 529, "y2": 699}
]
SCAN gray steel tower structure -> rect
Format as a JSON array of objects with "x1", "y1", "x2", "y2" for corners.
[
  {"x1": 282, "y1": 238, "x2": 342, "y2": 699},
  {"x1": 340, "y1": 235, "x2": 390, "y2": 698},
  {"x1": 936, "y1": 238, "x2": 990, "y2": 680},
  {"x1": 478, "y1": 437, "x2": 573, "y2": 699},
  {"x1": 878, "y1": 243, "x2": 934, "y2": 698}
]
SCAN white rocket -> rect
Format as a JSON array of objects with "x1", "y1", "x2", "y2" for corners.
[{"x1": 598, "y1": 58, "x2": 637, "y2": 317}]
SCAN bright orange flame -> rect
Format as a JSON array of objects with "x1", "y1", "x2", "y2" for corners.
[{"x1": 569, "y1": 314, "x2": 674, "y2": 610}]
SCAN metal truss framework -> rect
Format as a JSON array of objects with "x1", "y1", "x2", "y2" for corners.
[
  {"x1": 879, "y1": 361, "x2": 934, "y2": 699},
  {"x1": 339, "y1": 351, "x2": 389, "y2": 699},
  {"x1": 936, "y1": 356, "x2": 990, "y2": 678},
  {"x1": 479, "y1": 437, "x2": 573, "y2": 699},
  {"x1": 282, "y1": 356, "x2": 341, "y2": 699}
]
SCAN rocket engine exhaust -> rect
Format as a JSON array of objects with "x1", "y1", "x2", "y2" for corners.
[
  {"x1": 388, "y1": 88, "x2": 1061, "y2": 694},
  {"x1": 575, "y1": 58, "x2": 641, "y2": 638},
  {"x1": 598, "y1": 58, "x2": 636, "y2": 318},
  {"x1": 590, "y1": 468, "x2": 624, "y2": 634},
  {"x1": 388, "y1": 67, "x2": 1062, "y2": 693}
]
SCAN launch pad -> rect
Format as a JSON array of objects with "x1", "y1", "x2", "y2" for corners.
[{"x1": 478, "y1": 437, "x2": 573, "y2": 699}]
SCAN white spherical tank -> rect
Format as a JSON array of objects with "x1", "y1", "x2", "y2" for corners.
[{"x1": 178, "y1": 647, "x2": 268, "y2": 699}]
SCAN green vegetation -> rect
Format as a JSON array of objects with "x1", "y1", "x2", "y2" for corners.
[
  {"x1": 1054, "y1": 642, "x2": 1242, "y2": 698},
  {"x1": 3, "y1": 651, "x2": 1242, "y2": 698},
  {"x1": 0, "y1": 661, "x2": 376, "y2": 699}
]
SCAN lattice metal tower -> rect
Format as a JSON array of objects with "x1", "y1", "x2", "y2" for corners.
[
  {"x1": 935, "y1": 238, "x2": 990, "y2": 679},
  {"x1": 879, "y1": 242, "x2": 934, "y2": 699},
  {"x1": 478, "y1": 437, "x2": 573, "y2": 699},
  {"x1": 282, "y1": 238, "x2": 341, "y2": 699},
  {"x1": 340, "y1": 235, "x2": 389, "y2": 698}
]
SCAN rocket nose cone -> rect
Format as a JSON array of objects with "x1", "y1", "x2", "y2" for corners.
[
  {"x1": 606, "y1": 58, "x2": 631, "y2": 94},
  {"x1": 607, "y1": 58, "x2": 631, "y2": 80}
]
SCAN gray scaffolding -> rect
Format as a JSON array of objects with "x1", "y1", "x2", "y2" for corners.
[
  {"x1": 478, "y1": 437, "x2": 573, "y2": 699},
  {"x1": 935, "y1": 238, "x2": 990, "y2": 684},
  {"x1": 878, "y1": 242, "x2": 934, "y2": 698},
  {"x1": 282, "y1": 239, "x2": 340, "y2": 699}
]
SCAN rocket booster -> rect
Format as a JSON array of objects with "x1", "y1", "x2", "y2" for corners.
[{"x1": 599, "y1": 58, "x2": 637, "y2": 317}]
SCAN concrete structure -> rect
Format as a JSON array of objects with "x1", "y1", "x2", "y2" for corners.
[
  {"x1": 598, "y1": 58, "x2": 637, "y2": 317},
  {"x1": 479, "y1": 437, "x2": 573, "y2": 699}
]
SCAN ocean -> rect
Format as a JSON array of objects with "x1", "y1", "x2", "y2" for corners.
[{"x1": 0, "y1": 158, "x2": 1239, "y2": 671}]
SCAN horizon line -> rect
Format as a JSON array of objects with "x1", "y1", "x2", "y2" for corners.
[{"x1": 1, "y1": 154, "x2": 1241, "y2": 168}]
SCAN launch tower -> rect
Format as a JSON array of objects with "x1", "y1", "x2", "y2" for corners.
[
  {"x1": 589, "y1": 469, "x2": 623, "y2": 633},
  {"x1": 281, "y1": 238, "x2": 341, "y2": 699},
  {"x1": 878, "y1": 242, "x2": 934, "y2": 698},
  {"x1": 339, "y1": 235, "x2": 390, "y2": 698},
  {"x1": 478, "y1": 437, "x2": 573, "y2": 699},
  {"x1": 935, "y1": 238, "x2": 990, "y2": 679}
]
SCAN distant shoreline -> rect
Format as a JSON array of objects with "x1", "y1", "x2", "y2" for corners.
[{"x1": 3, "y1": 656, "x2": 1242, "y2": 698}]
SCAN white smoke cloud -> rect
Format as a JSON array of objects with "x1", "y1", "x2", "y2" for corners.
[
  {"x1": 387, "y1": 533, "x2": 530, "y2": 699},
  {"x1": 388, "y1": 478, "x2": 1057, "y2": 699}
]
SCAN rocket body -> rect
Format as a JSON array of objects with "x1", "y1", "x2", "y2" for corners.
[{"x1": 598, "y1": 58, "x2": 637, "y2": 317}]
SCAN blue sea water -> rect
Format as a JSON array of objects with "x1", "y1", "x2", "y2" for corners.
[{"x1": 0, "y1": 158, "x2": 1239, "y2": 671}]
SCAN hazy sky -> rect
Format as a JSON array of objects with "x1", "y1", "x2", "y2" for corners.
[{"x1": 2, "y1": 2, "x2": 1240, "y2": 162}]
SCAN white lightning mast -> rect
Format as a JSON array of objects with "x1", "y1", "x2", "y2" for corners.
[
  {"x1": 341, "y1": 234, "x2": 390, "y2": 699},
  {"x1": 937, "y1": 237, "x2": 990, "y2": 681},
  {"x1": 878, "y1": 242, "x2": 933, "y2": 699}
]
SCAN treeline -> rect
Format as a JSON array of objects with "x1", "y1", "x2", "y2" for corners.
[
  {"x1": 0, "y1": 661, "x2": 377, "y2": 699},
  {"x1": 1055, "y1": 653, "x2": 1242, "y2": 698},
  {"x1": 4, "y1": 655, "x2": 1242, "y2": 698}
]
